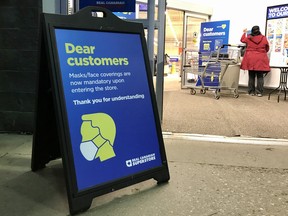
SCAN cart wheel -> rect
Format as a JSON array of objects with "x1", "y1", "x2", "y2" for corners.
[
  {"x1": 215, "y1": 95, "x2": 220, "y2": 100},
  {"x1": 200, "y1": 89, "x2": 206, "y2": 94},
  {"x1": 190, "y1": 89, "x2": 196, "y2": 95},
  {"x1": 234, "y1": 94, "x2": 239, "y2": 98}
]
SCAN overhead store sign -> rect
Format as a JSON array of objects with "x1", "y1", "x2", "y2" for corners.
[
  {"x1": 79, "y1": 0, "x2": 136, "y2": 12},
  {"x1": 267, "y1": 4, "x2": 288, "y2": 19}
]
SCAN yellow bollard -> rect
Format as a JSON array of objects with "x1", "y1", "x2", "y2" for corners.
[{"x1": 171, "y1": 62, "x2": 176, "y2": 74}]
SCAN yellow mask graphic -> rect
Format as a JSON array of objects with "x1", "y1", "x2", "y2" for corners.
[{"x1": 80, "y1": 113, "x2": 116, "y2": 162}]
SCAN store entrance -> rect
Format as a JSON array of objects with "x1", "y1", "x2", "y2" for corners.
[
  {"x1": 163, "y1": 9, "x2": 208, "y2": 92},
  {"x1": 180, "y1": 14, "x2": 207, "y2": 88}
]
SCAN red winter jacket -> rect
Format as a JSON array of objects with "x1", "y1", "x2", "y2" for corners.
[{"x1": 240, "y1": 33, "x2": 270, "y2": 72}]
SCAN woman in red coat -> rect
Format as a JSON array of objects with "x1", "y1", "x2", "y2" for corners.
[{"x1": 240, "y1": 25, "x2": 270, "y2": 97}]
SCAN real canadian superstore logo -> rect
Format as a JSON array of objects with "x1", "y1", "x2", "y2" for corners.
[{"x1": 126, "y1": 153, "x2": 156, "y2": 167}]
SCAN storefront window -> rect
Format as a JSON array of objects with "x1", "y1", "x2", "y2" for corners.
[{"x1": 165, "y1": 9, "x2": 184, "y2": 74}]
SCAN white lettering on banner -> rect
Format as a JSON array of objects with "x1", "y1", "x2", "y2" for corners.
[
  {"x1": 69, "y1": 73, "x2": 87, "y2": 78},
  {"x1": 83, "y1": 80, "x2": 111, "y2": 85},
  {"x1": 203, "y1": 27, "x2": 214, "y2": 32},
  {"x1": 203, "y1": 32, "x2": 226, "y2": 37},
  {"x1": 111, "y1": 94, "x2": 144, "y2": 101},
  {"x1": 71, "y1": 94, "x2": 145, "y2": 105},
  {"x1": 69, "y1": 72, "x2": 124, "y2": 79},
  {"x1": 73, "y1": 99, "x2": 92, "y2": 105},
  {"x1": 268, "y1": 5, "x2": 288, "y2": 19},
  {"x1": 269, "y1": 6, "x2": 288, "y2": 13},
  {"x1": 92, "y1": 98, "x2": 103, "y2": 104},
  {"x1": 125, "y1": 153, "x2": 156, "y2": 167},
  {"x1": 71, "y1": 87, "x2": 94, "y2": 93},
  {"x1": 202, "y1": 27, "x2": 226, "y2": 37},
  {"x1": 104, "y1": 1, "x2": 125, "y2": 5}
]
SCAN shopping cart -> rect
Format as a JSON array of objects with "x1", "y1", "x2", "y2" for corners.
[
  {"x1": 183, "y1": 50, "x2": 211, "y2": 92},
  {"x1": 186, "y1": 44, "x2": 243, "y2": 99}
]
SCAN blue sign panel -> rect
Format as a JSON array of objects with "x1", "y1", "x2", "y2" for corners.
[
  {"x1": 267, "y1": 4, "x2": 288, "y2": 19},
  {"x1": 200, "y1": 20, "x2": 230, "y2": 53},
  {"x1": 196, "y1": 62, "x2": 221, "y2": 87},
  {"x1": 139, "y1": 4, "x2": 148, "y2": 11},
  {"x1": 79, "y1": 0, "x2": 136, "y2": 12},
  {"x1": 54, "y1": 29, "x2": 163, "y2": 191},
  {"x1": 198, "y1": 20, "x2": 229, "y2": 87},
  {"x1": 113, "y1": 12, "x2": 135, "y2": 19}
]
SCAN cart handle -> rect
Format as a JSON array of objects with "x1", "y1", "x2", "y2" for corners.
[{"x1": 221, "y1": 44, "x2": 246, "y2": 48}]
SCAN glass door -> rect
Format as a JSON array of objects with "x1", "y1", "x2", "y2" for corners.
[{"x1": 181, "y1": 13, "x2": 208, "y2": 88}]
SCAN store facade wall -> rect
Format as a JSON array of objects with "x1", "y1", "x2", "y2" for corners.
[
  {"x1": 137, "y1": 0, "x2": 212, "y2": 77},
  {"x1": 0, "y1": 0, "x2": 42, "y2": 132},
  {"x1": 0, "y1": 0, "x2": 211, "y2": 132},
  {"x1": 164, "y1": 1, "x2": 212, "y2": 77}
]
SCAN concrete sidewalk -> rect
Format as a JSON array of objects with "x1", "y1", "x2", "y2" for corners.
[
  {"x1": 1, "y1": 75, "x2": 288, "y2": 216},
  {"x1": 1, "y1": 133, "x2": 288, "y2": 216}
]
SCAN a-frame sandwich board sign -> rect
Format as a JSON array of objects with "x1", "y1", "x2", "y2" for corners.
[{"x1": 31, "y1": 6, "x2": 170, "y2": 215}]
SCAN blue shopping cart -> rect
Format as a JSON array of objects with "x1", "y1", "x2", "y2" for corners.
[{"x1": 188, "y1": 44, "x2": 243, "y2": 99}]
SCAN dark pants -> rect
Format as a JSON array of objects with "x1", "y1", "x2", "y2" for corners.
[{"x1": 248, "y1": 70, "x2": 264, "y2": 94}]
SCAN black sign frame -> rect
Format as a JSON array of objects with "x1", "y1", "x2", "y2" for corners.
[{"x1": 31, "y1": 6, "x2": 170, "y2": 215}]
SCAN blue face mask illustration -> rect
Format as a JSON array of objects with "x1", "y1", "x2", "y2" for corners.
[{"x1": 80, "y1": 113, "x2": 116, "y2": 162}]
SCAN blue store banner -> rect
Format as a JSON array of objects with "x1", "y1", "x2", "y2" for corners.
[
  {"x1": 113, "y1": 12, "x2": 135, "y2": 19},
  {"x1": 32, "y1": 8, "x2": 169, "y2": 214},
  {"x1": 79, "y1": 0, "x2": 136, "y2": 12},
  {"x1": 266, "y1": 4, "x2": 288, "y2": 65},
  {"x1": 267, "y1": 4, "x2": 288, "y2": 19},
  {"x1": 200, "y1": 20, "x2": 230, "y2": 53},
  {"x1": 54, "y1": 29, "x2": 163, "y2": 191},
  {"x1": 197, "y1": 20, "x2": 230, "y2": 87}
]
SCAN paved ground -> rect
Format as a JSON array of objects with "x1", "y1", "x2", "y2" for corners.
[
  {"x1": 161, "y1": 75, "x2": 288, "y2": 139},
  {"x1": 1, "y1": 134, "x2": 288, "y2": 216},
  {"x1": 1, "y1": 74, "x2": 288, "y2": 216}
]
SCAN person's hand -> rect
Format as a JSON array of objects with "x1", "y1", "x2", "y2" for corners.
[{"x1": 243, "y1": 28, "x2": 247, "y2": 33}]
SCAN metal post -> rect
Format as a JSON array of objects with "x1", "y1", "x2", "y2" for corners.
[
  {"x1": 60, "y1": 0, "x2": 68, "y2": 14},
  {"x1": 155, "y1": 0, "x2": 166, "y2": 121},
  {"x1": 147, "y1": 0, "x2": 155, "y2": 77}
]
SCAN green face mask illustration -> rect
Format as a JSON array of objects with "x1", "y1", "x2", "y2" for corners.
[{"x1": 80, "y1": 113, "x2": 116, "y2": 162}]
